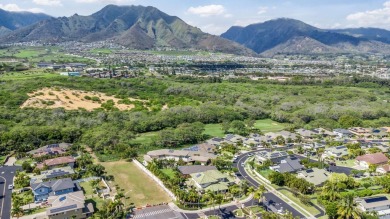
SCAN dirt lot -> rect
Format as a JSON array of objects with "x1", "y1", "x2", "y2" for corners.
[{"x1": 21, "y1": 88, "x2": 145, "y2": 111}]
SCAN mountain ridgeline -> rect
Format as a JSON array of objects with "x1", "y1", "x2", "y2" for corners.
[
  {"x1": 221, "y1": 18, "x2": 390, "y2": 56},
  {"x1": 0, "y1": 9, "x2": 51, "y2": 36},
  {"x1": 0, "y1": 5, "x2": 254, "y2": 56}
]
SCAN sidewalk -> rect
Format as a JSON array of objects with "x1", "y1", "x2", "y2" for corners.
[
  {"x1": 168, "y1": 194, "x2": 253, "y2": 214},
  {"x1": 248, "y1": 167, "x2": 316, "y2": 219}
]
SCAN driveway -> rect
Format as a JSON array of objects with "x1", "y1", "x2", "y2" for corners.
[{"x1": 0, "y1": 165, "x2": 22, "y2": 219}]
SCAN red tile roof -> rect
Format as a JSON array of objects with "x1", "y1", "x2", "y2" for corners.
[{"x1": 356, "y1": 152, "x2": 389, "y2": 165}]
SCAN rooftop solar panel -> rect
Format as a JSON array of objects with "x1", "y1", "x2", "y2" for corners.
[
  {"x1": 365, "y1": 196, "x2": 388, "y2": 203},
  {"x1": 50, "y1": 204, "x2": 78, "y2": 214}
]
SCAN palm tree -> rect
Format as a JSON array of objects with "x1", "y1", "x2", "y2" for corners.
[
  {"x1": 11, "y1": 206, "x2": 23, "y2": 219},
  {"x1": 254, "y1": 185, "x2": 266, "y2": 205},
  {"x1": 205, "y1": 191, "x2": 216, "y2": 215},
  {"x1": 321, "y1": 181, "x2": 340, "y2": 201},
  {"x1": 337, "y1": 194, "x2": 362, "y2": 219}
]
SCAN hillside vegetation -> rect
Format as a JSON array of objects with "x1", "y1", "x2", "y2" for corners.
[{"x1": 0, "y1": 74, "x2": 389, "y2": 160}]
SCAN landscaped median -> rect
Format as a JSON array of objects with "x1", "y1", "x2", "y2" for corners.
[{"x1": 243, "y1": 161, "x2": 318, "y2": 219}]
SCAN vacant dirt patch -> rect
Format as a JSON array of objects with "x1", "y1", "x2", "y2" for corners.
[{"x1": 21, "y1": 88, "x2": 146, "y2": 111}]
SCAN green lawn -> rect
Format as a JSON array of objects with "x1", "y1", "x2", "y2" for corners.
[
  {"x1": 335, "y1": 159, "x2": 356, "y2": 168},
  {"x1": 80, "y1": 182, "x2": 96, "y2": 195},
  {"x1": 254, "y1": 119, "x2": 287, "y2": 133},
  {"x1": 130, "y1": 132, "x2": 158, "y2": 145},
  {"x1": 0, "y1": 71, "x2": 60, "y2": 80},
  {"x1": 100, "y1": 160, "x2": 171, "y2": 207},
  {"x1": 90, "y1": 48, "x2": 113, "y2": 54},
  {"x1": 203, "y1": 124, "x2": 225, "y2": 137},
  {"x1": 257, "y1": 169, "x2": 273, "y2": 179}
]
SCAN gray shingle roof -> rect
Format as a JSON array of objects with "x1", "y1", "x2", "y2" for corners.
[{"x1": 178, "y1": 165, "x2": 217, "y2": 175}]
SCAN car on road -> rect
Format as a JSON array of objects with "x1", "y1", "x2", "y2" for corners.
[
  {"x1": 8, "y1": 184, "x2": 13, "y2": 190},
  {"x1": 241, "y1": 163, "x2": 245, "y2": 167}
]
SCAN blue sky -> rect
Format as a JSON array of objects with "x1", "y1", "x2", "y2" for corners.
[{"x1": 1, "y1": 0, "x2": 390, "y2": 34}]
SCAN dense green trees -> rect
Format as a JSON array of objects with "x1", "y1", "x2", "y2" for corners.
[{"x1": 0, "y1": 75, "x2": 389, "y2": 159}]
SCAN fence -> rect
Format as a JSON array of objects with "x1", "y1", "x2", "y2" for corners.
[{"x1": 133, "y1": 159, "x2": 176, "y2": 201}]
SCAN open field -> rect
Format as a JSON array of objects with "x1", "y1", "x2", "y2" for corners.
[
  {"x1": 203, "y1": 124, "x2": 225, "y2": 137},
  {"x1": 21, "y1": 87, "x2": 147, "y2": 111},
  {"x1": 254, "y1": 119, "x2": 287, "y2": 132},
  {"x1": 100, "y1": 160, "x2": 171, "y2": 207},
  {"x1": 0, "y1": 71, "x2": 60, "y2": 80},
  {"x1": 0, "y1": 46, "x2": 95, "y2": 64}
]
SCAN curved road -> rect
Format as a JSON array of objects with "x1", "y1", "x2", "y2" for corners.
[
  {"x1": 0, "y1": 165, "x2": 22, "y2": 219},
  {"x1": 233, "y1": 151, "x2": 307, "y2": 219}
]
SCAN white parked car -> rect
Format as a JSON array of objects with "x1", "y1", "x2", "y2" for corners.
[{"x1": 8, "y1": 184, "x2": 13, "y2": 190}]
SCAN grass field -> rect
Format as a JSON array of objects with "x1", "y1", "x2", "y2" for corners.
[
  {"x1": 100, "y1": 160, "x2": 171, "y2": 207},
  {"x1": 254, "y1": 119, "x2": 287, "y2": 132},
  {"x1": 203, "y1": 124, "x2": 225, "y2": 137},
  {"x1": 0, "y1": 71, "x2": 60, "y2": 80},
  {"x1": 90, "y1": 48, "x2": 113, "y2": 54},
  {"x1": 130, "y1": 132, "x2": 158, "y2": 145}
]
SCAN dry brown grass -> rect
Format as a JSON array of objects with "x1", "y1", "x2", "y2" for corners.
[{"x1": 21, "y1": 88, "x2": 146, "y2": 111}]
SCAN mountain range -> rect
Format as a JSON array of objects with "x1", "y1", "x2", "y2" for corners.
[
  {"x1": 0, "y1": 9, "x2": 51, "y2": 36},
  {"x1": 221, "y1": 18, "x2": 390, "y2": 56},
  {"x1": 0, "y1": 5, "x2": 254, "y2": 56},
  {"x1": 2, "y1": 6, "x2": 390, "y2": 56}
]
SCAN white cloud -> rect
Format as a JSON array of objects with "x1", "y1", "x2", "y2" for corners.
[
  {"x1": 75, "y1": 0, "x2": 131, "y2": 3},
  {"x1": 0, "y1": 4, "x2": 44, "y2": 13},
  {"x1": 187, "y1": 5, "x2": 226, "y2": 17},
  {"x1": 257, "y1": 7, "x2": 268, "y2": 15},
  {"x1": 33, "y1": 0, "x2": 62, "y2": 6},
  {"x1": 346, "y1": 1, "x2": 390, "y2": 28}
]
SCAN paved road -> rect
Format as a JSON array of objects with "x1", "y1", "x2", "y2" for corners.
[
  {"x1": 233, "y1": 151, "x2": 306, "y2": 219},
  {"x1": 0, "y1": 165, "x2": 22, "y2": 219},
  {"x1": 181, "y1": 199, "x2": 258, "y2": 219},
  {"x1": 293, "y1": 154, "x2": 354, "y2": 175}
]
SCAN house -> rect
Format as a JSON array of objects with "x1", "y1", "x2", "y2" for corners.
[
  {"x1": 31, "y1": 178, "x2": 77, "y2": 202},
  {"x1": 356, "y1": 196, "x2": 390, "y2": 219},
  {"x1": 333, "y1": 129, "x2": 354, "y2": 138},
  {"x1": 189, "y1": 170, "x2": 234, "y2": 193},
  {"x1": 312, "y1": 128, "x2": 337, "y2": 137},
  {"x1": 183, "y1": 143, "x2": 216, "y2": 154},
  {"x1": 178, "y1": 165, "x2": 218, "y2": 176},
  {"x1": 144, "y1": 149, "x2": 216, "y2": 165},
  {"x1": 356, "y1": 153, "x2": 389, "y2": 169},
  {"x1": 322, "y1": 146, "x2": 349, "y2": 160},
  {"x1": 36, "y1": 156, "x2": 76, "y2": 169},
  {"x1": 242, "y1": 138, "x2": 261, "y2": 148},
  {"x1": 28, "y1": 143, "x2": 72, "y2": 158},
  {"x1": 371, "y1": 128, "x2": 389, "y2": 138},
  {"x1": 297, "y1": 168, "x2": 329, "y2": 186},
  {"x1": 265, "y1": 131, "x2": 297, "y2": 142},
  {"x1": 224, "y1": 134, "x2": 244, "y2": 143},
  {"x1": 60, "y1": 72, "x2": 81, "y2": 77},
  {"x1": 47, "y1": 191, "x2": 94, "y2": 219},
  {"x1": 377, "y1": 164, "x2": 390, "y2": 174},
  {"x1": 30, "y1": 166, "x2": 75, "y2": 184},
  {"x1": 206, "y1": 137, "x2": 229, "y2": 146},
  {"x1": 303, "y1": 142, "x2": 326, "y2": 150},
  {"x1": 255, "y1": 151, "x2": 289, "y2": 164},
  {"x1": 349, "y1": 127, "x2": 371, "y2": 136},
  {"x1": 295, "y1": 129, "x2": 316, "y2": 139},
  {"x1": 271, "y1": 157, "x2": 303, "y2": 173}
]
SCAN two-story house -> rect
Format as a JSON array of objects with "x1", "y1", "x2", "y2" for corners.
[
  {"x1": 356, "y1": 196, "x2": 390, "y2": 219},
  {"x1": 322, "y1": 146, "x2": 349, "y2": 160},
  {"x1": 31, "y1": 178, "x2": 76, "y2": 202},
  {"x1": 47, "y1": 191, "x2": 94, "y2": 219}
]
